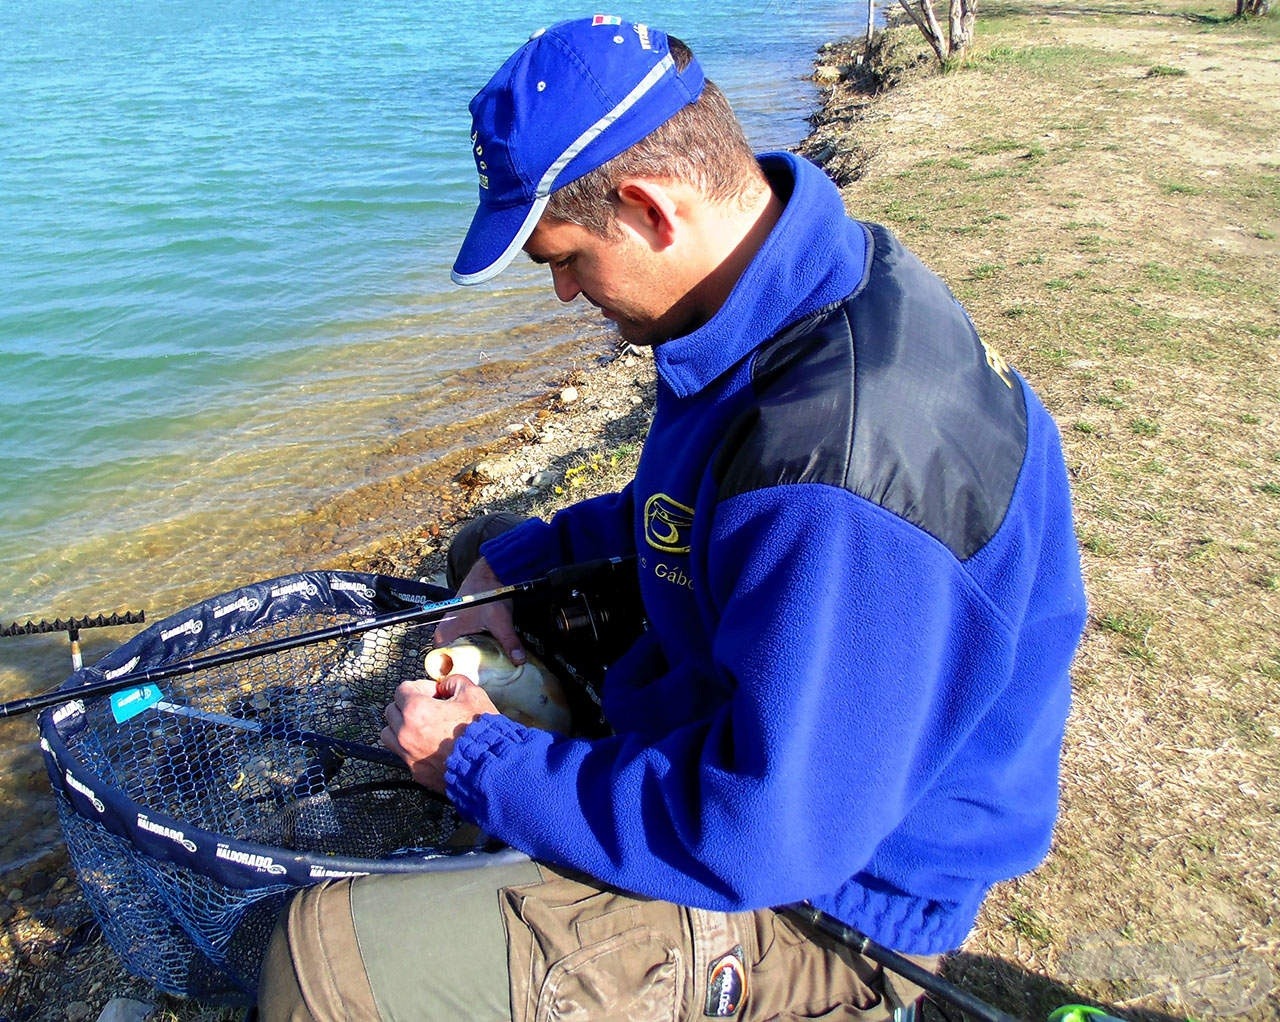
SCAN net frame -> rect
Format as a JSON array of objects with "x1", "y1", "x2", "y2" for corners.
[{"x1": 37, "y1": 569, "x2": 530, "y2": 1003}]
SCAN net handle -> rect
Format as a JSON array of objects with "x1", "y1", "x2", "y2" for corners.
[
  {"x1": 151, "y1": 699, "x2": 404, "y2": 769},
  {"x1": 3, "y1": 558, "x2": 631, "y2": 719}
]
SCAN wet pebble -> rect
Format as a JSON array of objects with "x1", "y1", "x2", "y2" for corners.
[
  {"x1": 25, "y1": 870, "x2": 52, "y2": 897},
  {"x1": 96, "y1": 999, "x2": 155, "y2": 1022},
  {"x1": 65, "y1": 1002, "x2": 92, "y2": 1022}
]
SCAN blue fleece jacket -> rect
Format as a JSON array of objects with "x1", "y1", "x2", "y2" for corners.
[{"x1": 446, "y1": 152, "x2": 1087, "y2": 955}]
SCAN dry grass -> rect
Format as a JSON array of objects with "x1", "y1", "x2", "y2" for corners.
[{"x1": 799, "y1": 3, "x2": 1278, "y2": 1018}]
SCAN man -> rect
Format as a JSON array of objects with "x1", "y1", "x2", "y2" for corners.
[{"x1": 259, "y1": 16, "x2": 1086, "y2": 1021}]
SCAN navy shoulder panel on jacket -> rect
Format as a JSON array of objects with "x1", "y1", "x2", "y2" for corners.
[{"x1": 714, "y1": 224, "x2": 1029, "y2": 561}]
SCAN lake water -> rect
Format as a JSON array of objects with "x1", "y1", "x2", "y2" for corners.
[{"x1": 0, "y1": 0, "x2": 861, "y2": 868}]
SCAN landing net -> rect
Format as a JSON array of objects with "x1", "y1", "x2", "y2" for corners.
[{"x1": 37, "y1": 570, "x2": 528, "y2": 1004}]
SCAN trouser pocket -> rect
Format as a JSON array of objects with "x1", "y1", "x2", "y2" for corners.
[
  {"x1": 536, "y1": 927, "x2": 682, "y2": 1022},
  {"x1": 502, "y1": 866, "x2": 685, "y2": 1022}
]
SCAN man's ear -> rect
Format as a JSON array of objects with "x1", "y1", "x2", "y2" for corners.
[{"x1": 614, "y1": 179, "x2": 679, "y2": 250}]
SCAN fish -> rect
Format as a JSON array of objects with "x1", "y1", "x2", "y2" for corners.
[{"x1": 424, "y1": 635, "x2": 573, "y2": 734}]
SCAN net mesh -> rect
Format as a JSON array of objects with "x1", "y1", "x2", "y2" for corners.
[
  {"x1": 38, "y1": 572, "x2": 518, "y2": 1005},
  {"x1": 58, "y1": 799, "x2": 290, "y2": 1001}
]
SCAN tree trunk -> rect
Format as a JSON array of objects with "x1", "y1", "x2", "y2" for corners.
[
  {"x1": 948, "y1": 0, "x2": 978, "y2": 58},
  {"x1": 898, "y1": 0, "x2": 947, "y2": 64}
]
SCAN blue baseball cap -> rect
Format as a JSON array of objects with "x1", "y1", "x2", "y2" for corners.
[{"x1": 451, "y1": 16, "x2": 706, "y2": 286}]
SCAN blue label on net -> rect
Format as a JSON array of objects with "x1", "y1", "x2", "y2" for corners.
[{"x1": 110, "y1": 684, "x2": 163, "y2": 723}]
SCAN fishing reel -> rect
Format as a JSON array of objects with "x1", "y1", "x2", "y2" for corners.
[
  {"x1": 512, "y1": 556, "x2": 647, "y2": 735},
  {"x1": 551, "y1": 577, "x2": 645, "y2": 659}
]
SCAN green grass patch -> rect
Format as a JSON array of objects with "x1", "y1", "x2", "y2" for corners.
[
  {"x1": 1090, "y1": 612, "x2": 1162, "y2": 665},
  {"x1": 1188, "y1": 537, "x2": 1221, "y2": 561},
  {"x1": 1194, "y1": 7, "x2": 1280, "y2": 42},
  {"x1": 973, "y1": 43, "x2": 1127, "y2": 75},
  {"x1": 967, "y1": 136, "x2": 1033, "y2": 155},
  {"x1": 1226, "y1": 167, "x2": 1280, "y2": 210},
  {"x1": 1007, "y1": 900, "x2": 1055, "y2": 945},
  {"x1": 1142, "y1": 262, "x2": 1183, "y2": 288},
  {"x1": 880, "y1": 198, "x2": 929, "y2": 226},
  {"x1": 1082, "y1": 532, "x2": 1118, "y2": 556},
  {"x1": 1190, "y1": 269, "x2": 1233, "y2": 296},
  {"x1": 1146, "y1": 64, "x2": 1188, "y2": 77}
]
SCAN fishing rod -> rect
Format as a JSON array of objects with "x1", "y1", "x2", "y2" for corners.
[
  {"x1": 787, "y1": 903, "x2": 1123, "y2": 1022},
  {"x1": 0, "y1": 557, "x2": 635, "y2": 719}
]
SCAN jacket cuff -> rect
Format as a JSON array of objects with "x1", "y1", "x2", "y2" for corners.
[{"x1": 445, "y1": 713, "x2": 532, "y2": 820}]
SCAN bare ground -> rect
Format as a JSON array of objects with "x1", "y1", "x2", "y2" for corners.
[{"x1": 2, "y1": 2, "x2": 1278, "y2": 1019}]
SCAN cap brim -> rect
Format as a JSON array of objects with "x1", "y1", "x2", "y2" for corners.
[{"x1": 451, "y1": 193, "x2": 550, "y2": 286}]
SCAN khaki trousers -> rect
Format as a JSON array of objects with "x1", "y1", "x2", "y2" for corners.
[{"x1": 257, "y1": 860, "x2": 934, "y2": 1022}]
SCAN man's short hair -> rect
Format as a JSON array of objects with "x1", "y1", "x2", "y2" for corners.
[{"x1": 544, "y1": 38, "x2": 763, "y2": 236}]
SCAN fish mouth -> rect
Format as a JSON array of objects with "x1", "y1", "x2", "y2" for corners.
[{"x1": 427, "y1": 651, "x2": 457, "y2": 676}]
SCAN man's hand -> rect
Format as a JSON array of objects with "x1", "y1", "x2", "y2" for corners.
[
  {"x1": 381, "y1": 675, "x2": 499, "y2": 792},
  {"x1": 433, "y1": 556, "x2": 526, "y2": 664}
]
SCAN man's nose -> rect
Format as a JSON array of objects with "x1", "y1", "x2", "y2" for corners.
[{"x1": 550, "y1": 267, "x2": 581, "y2": 304}]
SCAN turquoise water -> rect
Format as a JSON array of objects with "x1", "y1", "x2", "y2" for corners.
[{"x1": 0, "y1": 0, "x2": 857, "y2": 708}]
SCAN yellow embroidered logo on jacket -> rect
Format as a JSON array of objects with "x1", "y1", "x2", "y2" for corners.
[{"x1": 643, "y1": 494, "x2": 694, "y2": 553}]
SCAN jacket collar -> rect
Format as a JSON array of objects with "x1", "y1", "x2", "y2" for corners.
[{"x1": 652, "y1": 151, "x2": 867, "y2": 398}]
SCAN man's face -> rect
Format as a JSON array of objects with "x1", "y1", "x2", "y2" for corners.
[{"x1": 523, "y1": 216, "x2": 689, "y2": 347}]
